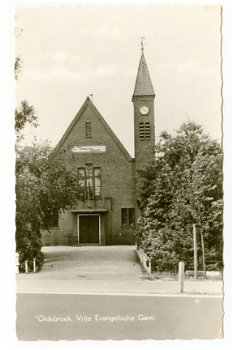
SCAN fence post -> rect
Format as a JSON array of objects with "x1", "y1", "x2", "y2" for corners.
[
  {"x1": 33, "y1": 258, "x2": 36, "y2": 273},
  {"x1": 200, "y1": 232, "x2": 207, "y2": 279},
  {"x1": 25, "y1": 260, "x2": 28, "y2": 274},
  {"x1": 178, "y1": 261, "x2": 185, "y2": 293},
  {"x1": 193, "y1": 224, "x2": 198, "y2": 279}
]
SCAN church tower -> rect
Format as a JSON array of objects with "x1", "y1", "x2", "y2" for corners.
[{"x1": 132, "y1": 47, "x2": 155, "y2": 175}]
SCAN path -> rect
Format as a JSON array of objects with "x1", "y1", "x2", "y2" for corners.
[{"x1": 19, "y1": 245, "x2": 144, "y2": 280}]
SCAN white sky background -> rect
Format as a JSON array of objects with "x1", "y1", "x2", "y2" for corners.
[{"x1": 16, "y1": 5, "x2": 222, "y2": 157}]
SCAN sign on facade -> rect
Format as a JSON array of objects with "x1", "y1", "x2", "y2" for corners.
[{"x1": 72, "y1": 145, "x2": 106, "y2": 153}]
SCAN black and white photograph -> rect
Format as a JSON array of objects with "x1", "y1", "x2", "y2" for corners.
[{"x1": 0, "y1": 0, "x2": 232, "y2": 348}]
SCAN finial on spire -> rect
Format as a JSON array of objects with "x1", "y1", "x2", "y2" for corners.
[{"x1": 141, "y1": 36, "x2": 146, "y2": 53}]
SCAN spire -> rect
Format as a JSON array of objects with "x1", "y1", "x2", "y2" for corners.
[{"x1": 133, "y1": 46, "x2": 155, "y2": 98}]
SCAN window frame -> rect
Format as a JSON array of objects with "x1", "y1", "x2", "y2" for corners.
[
  {"x1": 85, "y1": 122, "x2": 92, "y2": 138},
  {"x1": 121, "y1": 208, "x2": 135, "y2": 227},
  {"x1": 139, "y1": 121, "x2": 151, "y2": 141},
  {"x1": 78, "y1": 166, "x2": 101, "y2": 199}
]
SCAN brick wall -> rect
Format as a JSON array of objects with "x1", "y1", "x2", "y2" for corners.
[{"x1": 41, "y1": 99, "x2": 136, "y2": 246}]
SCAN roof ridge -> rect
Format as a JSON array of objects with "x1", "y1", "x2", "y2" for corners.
[{"x1": 54, "y1": 97, "x2": 133, "y2": 162}]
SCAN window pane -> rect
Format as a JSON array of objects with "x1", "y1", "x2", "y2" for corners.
[
  {"x1": 78, "y1": 168, "x2": 85, "y2": 184},
  {"x1": 121, "y1": 208, "x2": 128, "y2": 226},
  {"x1": 86, "y1": 167, "x2": 93, "y2": 178},
  {"x1": 94, "y1": 168, "x2": 101, "y2": 197},
  {"x1": 78, "y1": 168, "x2": 85, "y2": 175},
  {"x1": 86, "y1": 167, "x2": 94, "y2": 198},
  {"x1": 94, "y1": 181, "x2": 101, "y2": 196},
  {"x1": 78, "y1": 168, "x2": 85, "y2": 197},
  {"x1": 129, "y1": 208, "x2": 135, "y2": 226},
  {"x1": 86, "y1": 179, "x2": 94, "y2": 198},
  {"x1": 42, "y1": 209, "x2": 59, "y2": 228},
  {"x1": 94, "y1": 168, "x2": 100, "y2": 177},
  {"x1": 85, "y1": 122, "x2": 91, "y2": 137}
]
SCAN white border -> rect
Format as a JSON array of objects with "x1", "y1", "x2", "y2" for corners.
[{"x1": 0, "y1": 0, "x2": 232, "y2": 349}]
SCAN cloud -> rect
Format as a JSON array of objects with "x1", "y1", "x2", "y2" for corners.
[
  {"x1": 157, "y1": 62, "x2": 174, "y2": 72},
  {"x1": 94, "y1": 24, "x2": 121, "y2": 39},
  {"x1": 53, "y1": 50, "x2": 70, "y2": 62},
  {"x1": 158, "y1": 61, "x2": 217, "y2": 77},
  {"x1": 50, "y1": 65, "x2": 69, "y2": 79},
  {"x1": 32, "y1": 51, "x2": 82, "y2": 64},
  {"x1": 28, "y1": 63, "x2": 118, "y2": 82},
  {"x1": 177, "y1": 61, "x2": 217, "y2": 77},
  {"x1": 69, "y1": 55, "x2": 81, "y2": 64},
  {"x1": 30, "y1": 54, "x2": 48, "y2": 64}
]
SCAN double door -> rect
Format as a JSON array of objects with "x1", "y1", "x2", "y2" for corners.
[{"x1": 78, "y1": 215, "x2": 100, "y2": 243}]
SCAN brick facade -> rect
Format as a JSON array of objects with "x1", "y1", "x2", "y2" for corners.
[{"x1": 41, "y1": 51, "x2": 155, "y2": 246}]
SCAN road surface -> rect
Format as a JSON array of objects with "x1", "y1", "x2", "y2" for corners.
[{"x1": 16, "y1": 293, "x2": 223, "y2": 340}]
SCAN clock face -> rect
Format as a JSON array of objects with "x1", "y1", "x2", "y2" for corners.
[{"x1": 140, "y1": 106, "x2": 149, "y2": 115}]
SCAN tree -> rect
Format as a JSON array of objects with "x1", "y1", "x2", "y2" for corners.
[
  {"x1": 15, "y1": 57, "x2": 80, "y2": 271},
  {"x1": 16, "y1": 141, "x2": 80, "y2": 270},
  {"x1": 15, "y1": 100, "x2": 38, "y2": 136},
  {"x1": 15, "y1": 57, "x2": 22, "y2": 80},
  {"x1": 15, "y1": 56, "x2": 38, "y2": 142},
  {"x1": 137, "y1": 122, "x2": 223, "y2": 272},
  {"x1": 15, "y1": 55, "x2": 42, "y2": 270}
]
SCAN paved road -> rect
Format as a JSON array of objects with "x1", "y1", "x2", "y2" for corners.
[
  {"x1": 16, "y1": 278, "x2": 223, "y2": 295},
  {"x1": 16, "y1": 293, "x2": 223, "y2": 340},
  {"x1": 29, "y1": 245, "x2": 144, "y2": 280},
  {"x1": 17, "y1": 245, "x2": 223, "y2": 295}
]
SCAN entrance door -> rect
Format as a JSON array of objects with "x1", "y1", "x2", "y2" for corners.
[{"x1": 79, "y1": 215, "x2": 99, "y2": 243}]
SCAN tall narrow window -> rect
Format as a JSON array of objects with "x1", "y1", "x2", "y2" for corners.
[
  {"x1": 78, "y1": 167, "x2": 101, "y2": 199},
  {"x1": 85, "y1": 122, "x2": 91, "y2": 137},
  {"x1": 94, "y1": 168, "x2": 101, "y2": 198},
  {"x1": 78, "y1": 168, "x2": 85, "y2": 198},
  {"x1": 86, "y1": 167, "x2": 94, "y2": 199},
  {"x1": 121, "y1": 208, "x2": 128, "y2": 226},
  {"x1": 121, "y1": 208, "x2": 135, "y2": 227}
]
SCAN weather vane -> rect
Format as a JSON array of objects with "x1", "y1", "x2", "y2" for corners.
[{"x1": 141, "y1": 36, "x2": 146, "y2": 53}]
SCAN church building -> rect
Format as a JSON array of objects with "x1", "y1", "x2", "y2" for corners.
[{"x1": 41, "y1": 48, "x2": 155, "y2": 246}]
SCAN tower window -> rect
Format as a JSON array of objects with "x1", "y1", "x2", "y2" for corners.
[
  {"x1": 139, "y1": 122, "x2": 150, "y2": 140},
  {"x1": 85, "y1": 122, "x2": 92, "y2": 137},
  {"x1": 121, "y1": 208, "x2": 135, "y2": 227}
]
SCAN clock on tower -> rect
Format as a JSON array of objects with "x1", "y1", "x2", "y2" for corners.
[{"x1": 140, "y1": 106, "x2": 149, "y2": 115}]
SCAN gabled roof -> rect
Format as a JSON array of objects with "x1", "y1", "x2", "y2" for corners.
[
  {"x1": 133, "y1": 52, "x2": 155, "y2": 97},
  {"x1": 55, "y1": 97, "x2": 133, "y2": 162}
]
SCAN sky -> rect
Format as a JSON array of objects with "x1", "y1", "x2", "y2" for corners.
[{"x1": 16, "y1": 5, "x2": 222, "y2": 157}]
